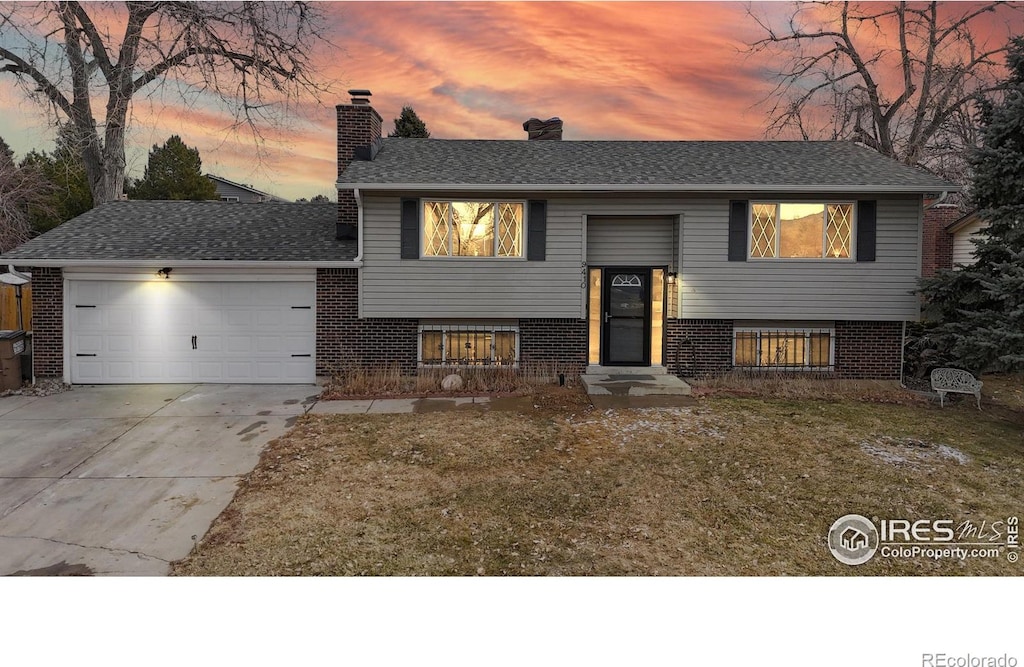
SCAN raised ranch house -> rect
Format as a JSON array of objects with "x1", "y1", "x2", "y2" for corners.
[{"x1": 0, "y1": 90, "x2": 957, "y2": 385}]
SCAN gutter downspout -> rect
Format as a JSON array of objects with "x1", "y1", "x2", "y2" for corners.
[
  {"x1": 7, "y1": 265, "x2": 31, "y2": 282},
  {"x1": 353, "y1": 187, "x2": 364, "y2": 264},
  {"x1": 354, "y1": 187, "x2": 364, "y2": 318},
  {"x1": 899, "y1": 320, "x2": 907, "y2": 389},
  {"x1": 923, "y1": 191, "x2": 950, "y2": 210}
]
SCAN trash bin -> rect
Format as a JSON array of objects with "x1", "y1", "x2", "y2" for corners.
[{"x1": 0, "y1": 330, "x2": 27, "y2": 391}]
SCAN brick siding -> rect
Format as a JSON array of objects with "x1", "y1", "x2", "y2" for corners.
[
  {"x1": 922, "y1": 204, "x2": 958, "y2": 278},
  {"x1": 834, "y1": 320, "x2": 903, "y2": 379},
  {"x1": 316, "y1": 268, "x2": 418, "y2": 375},
  {"x1": 665, "y1": 319, "x2": 734, "y2": 377},
  {"x1": 518, "y1": 318, "x2": 588, "y2": 375},
  {"x1": 663, "y1": 318, "x2": 902, "y2": 379},
  {"x1": 337, "y1": 103, "x2": 383, "y2": 231},
  {"x1": 28, "y1": 266, "x2": 63, "y2": 378}
]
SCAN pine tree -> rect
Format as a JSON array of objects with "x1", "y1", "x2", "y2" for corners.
[
  {"x1": 18, "y1": 124, "x2": 93, "y2": 234},
  {"x1": 388, "y1": 106, "x2": 431, "y2": 138},
  {"x1": 129, "y1": 136, "x2": 218, "y2": 201},
  {"x1": 918, "y1": 37, "x2": 1024, "y2": 372},
  {"x1": 0, "y1": 136, "x2": 13, "y2": 167}
]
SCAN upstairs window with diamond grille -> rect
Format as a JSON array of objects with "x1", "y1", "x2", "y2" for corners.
[
  {"x1": 422, "y1": 201, "x2": 524, "y2": 257},
  {"x1": 749, "y1": 202, "x2": 853, "y2": 259}
]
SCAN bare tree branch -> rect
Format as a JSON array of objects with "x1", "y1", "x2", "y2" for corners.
[
  {"x1": 0, "y1": 1, "x2": 338, "y2": 206},
  {"x1": 746, "y1": 1, "x2": 1023, "y2": 184}
]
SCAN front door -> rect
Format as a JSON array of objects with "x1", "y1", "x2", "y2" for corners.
[{"x1": 602, "y1": 268, "x2": 651, "y2": 366}]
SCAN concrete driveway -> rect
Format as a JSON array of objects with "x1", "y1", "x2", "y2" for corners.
[{"x1": 0, "y1": 384, "x2": 318, "y2": 576}]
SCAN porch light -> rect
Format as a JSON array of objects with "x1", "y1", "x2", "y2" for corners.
[
  {"x1": 157, "y1": 267, "x2": 172, "y2": 279},
  {"x1": 667, "y1": 272, "x2": 677, "y2": 284}
]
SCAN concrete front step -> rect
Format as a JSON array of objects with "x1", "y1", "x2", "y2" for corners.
[
  {"x1": 585, "y1": 365, "x2": 668, "y2": 376},
  {"x1": 580, "y1": 371, "x2": 691, "y2": 396}
]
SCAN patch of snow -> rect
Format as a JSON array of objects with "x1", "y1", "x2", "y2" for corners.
[{"x1": 859, "y1": 436, "x2": 970, "y2": 469}]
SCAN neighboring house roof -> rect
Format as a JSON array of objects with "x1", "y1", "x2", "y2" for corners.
[
  {"x1": 339, "y1": 139, "x2": 959, "y2": 192},
  {"x1": 206, "y1": 174, "x2": 289, "y2": 202},
  {"x1": 0, "y1": 201, "x2": 355, "y2": 264},
  {"x1": 947, "y1": 210, "x2": 982, "y2": 233}
]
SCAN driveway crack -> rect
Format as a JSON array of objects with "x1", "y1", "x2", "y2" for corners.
[{"x1": 0, "y1": 534, "x2": 170, "y2": 564}]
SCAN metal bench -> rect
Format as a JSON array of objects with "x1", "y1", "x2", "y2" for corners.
[{"x1": 930, "y1": 368, "x2": 983, "y2": 410}]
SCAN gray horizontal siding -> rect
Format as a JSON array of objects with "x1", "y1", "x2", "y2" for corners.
[
  {"x1": 360, "y1": 193, "x2": 924, "y2": 322},
  {"x1": 360, "y1": 195, "x2": 583, "y2": 318},
  {"x1": 587, "y1": 217, "x2": 674, "y2": 266},
  {"x1": 679, "y1": 196, "x2": 922, "y2": 320}
]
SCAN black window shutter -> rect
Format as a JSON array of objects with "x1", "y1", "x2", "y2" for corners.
[
  {"x1": 856, "y1": 200, "x2": 877, "y2": 262},
  {"x1": 527, "y1": 200, "x2": 547, "y2": 261},
  {"x1": 400, "y1": 198, "x2": 419, "y2": 259},
  {"x1": 728, "y1": 200, "x2": 748, "y2": 261}
]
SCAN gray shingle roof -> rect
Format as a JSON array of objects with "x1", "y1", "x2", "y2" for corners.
[
  {"x1": 1, "y1": 201, "x2": 355, "y2": 263},
  {"x1": 340, "y1": 139, "x2": 957, "y2": 191}
]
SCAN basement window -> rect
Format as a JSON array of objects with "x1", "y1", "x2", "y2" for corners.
[
  {"x1": 733, "y1": 327, "x2": 834, "y2": 370},
  {"x1": 419, "y1": 323, "x2": 519, "y2": 366}
]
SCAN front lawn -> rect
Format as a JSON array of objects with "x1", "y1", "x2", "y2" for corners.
[{"x1": 173, "y1": 379, "x2": 1023, "y2": 576}]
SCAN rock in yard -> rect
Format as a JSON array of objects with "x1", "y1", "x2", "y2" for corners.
[{"x1": 441, "y1": 373, "x2": 464, "y2": 391}]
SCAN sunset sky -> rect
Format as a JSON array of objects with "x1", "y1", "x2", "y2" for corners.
[{"x1": 0, "y1": 1, "x2": 1021, "y2": 201}]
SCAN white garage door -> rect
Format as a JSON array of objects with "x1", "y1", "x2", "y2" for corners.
[{"x1": 69, "y1": 279, "x2": 315, "y2": 384}]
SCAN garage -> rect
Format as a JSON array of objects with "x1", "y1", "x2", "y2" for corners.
[{"x1": 68, "y1": 277, "x2": 315, "y2": 384}]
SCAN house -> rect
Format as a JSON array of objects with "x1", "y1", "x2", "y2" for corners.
[
  {"x1": 921, "y1": 206, "x2": 989, "y2": 274},
  {"x1": 0, "y1": 89, "x2": 957, "y2": 385},
  {"x1": 206, "y1": 174, "x2": 288, "y2": 203},
  {"x1": 947, "y1": 211, "x2": 987, "y2": 267}
]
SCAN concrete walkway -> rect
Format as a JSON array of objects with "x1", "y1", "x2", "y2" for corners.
[
  {"x1": 309, "y1": 396, "x2": 495, "y2": 414},
  {"x1": 0, "y1": 384, "x2": 317, "y2": 576}
]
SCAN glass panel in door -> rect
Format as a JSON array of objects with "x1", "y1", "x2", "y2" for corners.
[{"x1": 603, "y1": 269, "x2": 650, "y2": 365}]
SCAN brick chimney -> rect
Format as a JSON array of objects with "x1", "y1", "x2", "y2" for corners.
[
  {"x1": 337, "y1": 89, "x2": 383, "y2": 240},
  {"x1": 523, "y1": 117, "x2": 563, "y2": 140},
  {"x1": 922, "y1": 201, "x2": 958, "y2": 277}
]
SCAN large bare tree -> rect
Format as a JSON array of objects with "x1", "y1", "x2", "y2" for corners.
[
  {"x1": 0, "y1": 2, "x2": 334, "y2": 205},
  {"x1": 747, "y1": 1, "x2": 1023, "y2": 183},
  {"x1": 0, "y1": 138, "x2": 56, "y2": 252}
]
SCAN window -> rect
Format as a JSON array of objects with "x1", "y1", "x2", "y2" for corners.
[
  {"x1": 221, "y1": 196, "x2": 239, "y2": 202},
  {"x1": 733, "y1": 328, "x2": 834, "y2": 370},
  {"x1": 423, "y1": 201, "x2": 524, "y2": 257},
  {"x1": 419, "y1": 324, "x2": 518, "y2": 366},
  {"x1": 750, "y1": 202, "x2": 853, "y2": 259}
]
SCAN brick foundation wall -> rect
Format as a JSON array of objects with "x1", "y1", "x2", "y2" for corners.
[
  {"x1": 922, "y1": 204, "x2": 958, "y2": 277},
  {"x1": 28, "y1": 266, "x2": 63, "y2": 378},
  {"x1": 518, "y1": 318, "x2": 588, "y2": 375},
  {"x1": 665, "y1": 319, "x2": 734, "y2": 377},
  {"x1": 316, "y1": 268, "x2": 418, "y2": 375},
  {"x1": 834, "y1": 320, "x2": 903, "y2": 379}
]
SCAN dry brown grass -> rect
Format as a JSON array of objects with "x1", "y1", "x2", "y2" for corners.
[
  {"x1": 321, "y1": 362, "x2": 576, "y2": 399},
  {"x1": 173, "y1": 376, "x2": 1024, "y2": 576},
  {"x1": 691, "y1": 371, "x2": 928, "y2": 405}
]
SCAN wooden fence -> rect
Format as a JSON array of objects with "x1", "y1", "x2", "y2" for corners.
[{"x1": 0, "y1": 283, "x2": 32, "y2": 331}]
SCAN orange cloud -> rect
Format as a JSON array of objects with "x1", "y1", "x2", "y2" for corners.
[{"x1": 1, "y1": 1, "x2": 1022, "y2": 201}]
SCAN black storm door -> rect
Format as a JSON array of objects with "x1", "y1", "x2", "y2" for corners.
[{"x1": 602, "y1": 268, "x2": 651, "y2": 366}]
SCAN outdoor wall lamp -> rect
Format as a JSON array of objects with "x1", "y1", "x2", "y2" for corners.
[
  {"x1": 157, "y1": 267, "x2": 173, "y2": 279},
  {"x1": 667, "y1": 272, "x2": 678, "y2": 284}
]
